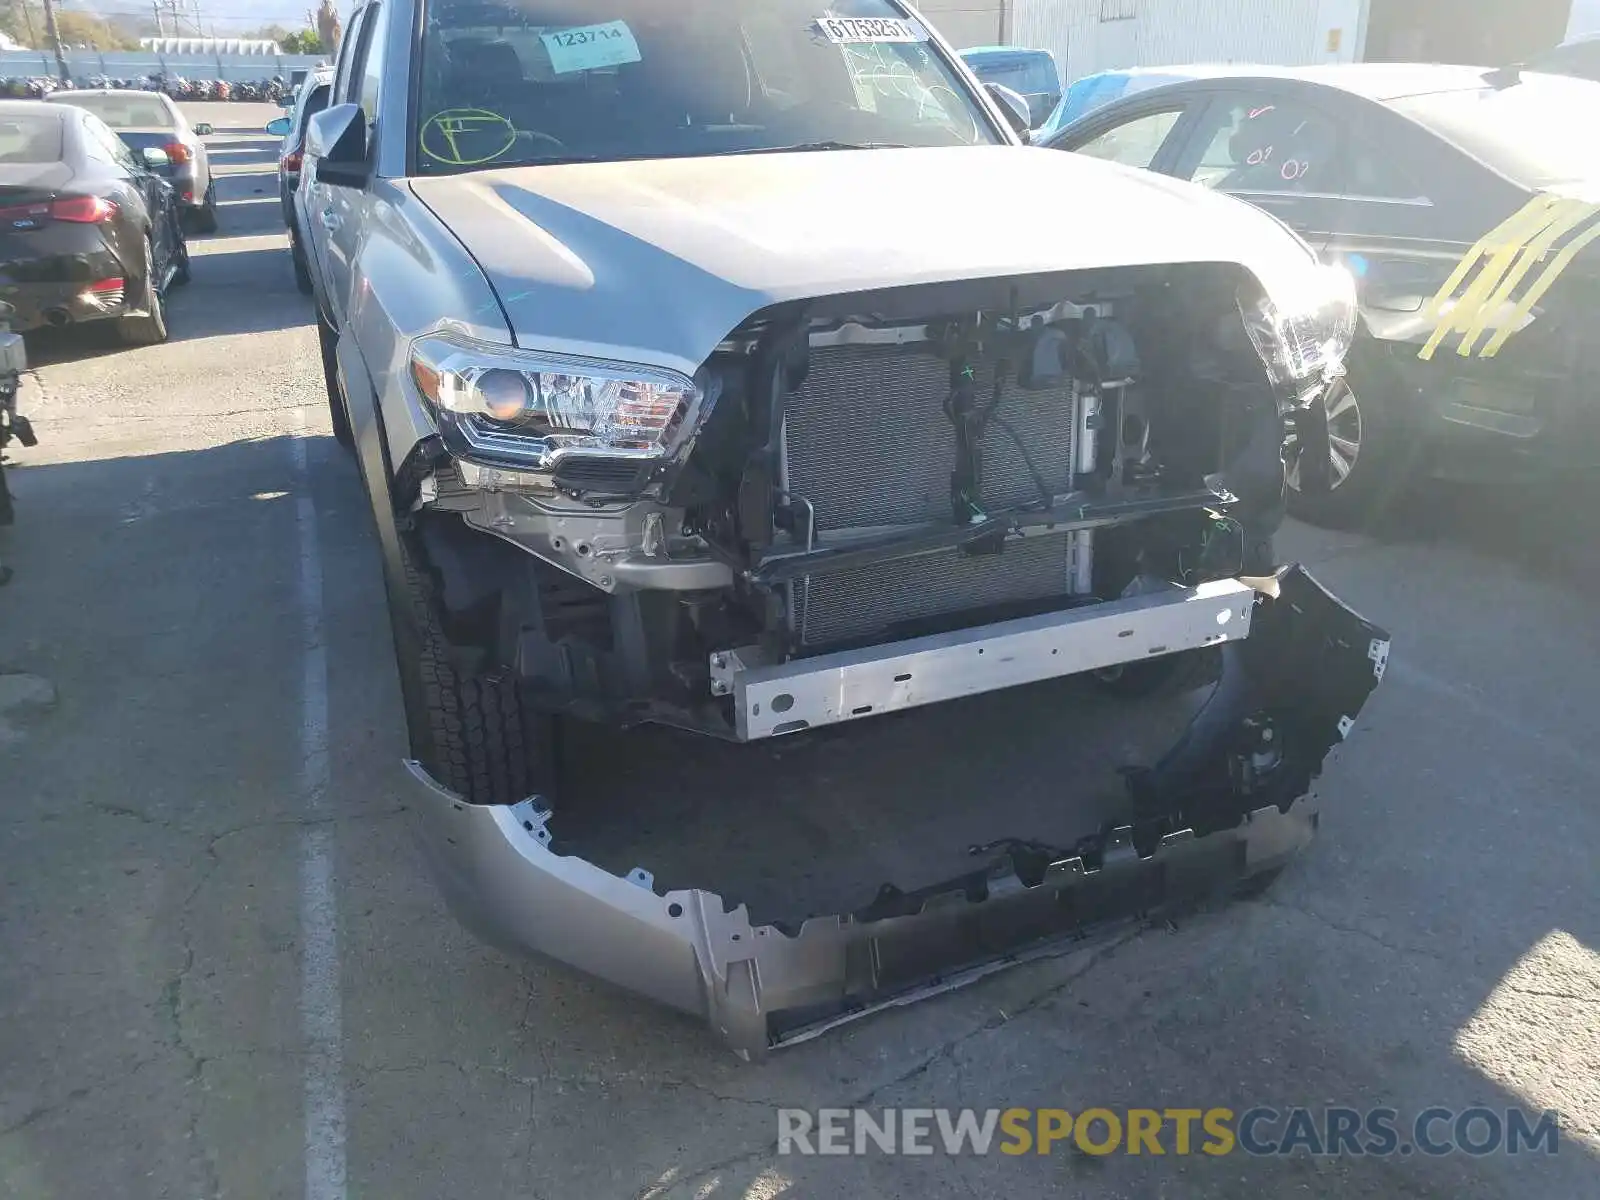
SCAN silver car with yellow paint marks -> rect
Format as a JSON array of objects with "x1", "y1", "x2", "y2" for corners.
[
  {"x1": 295, "y1": 0, "x2": 1389, "y2": 1057},
  {"x1": 1046, "y1": 63, "x2": 1600, "y2": 527}
]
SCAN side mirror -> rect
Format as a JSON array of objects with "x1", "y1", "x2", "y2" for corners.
[
  {"x1": 308, "y1": 104, "x2": 370, "y2": 189},
  {"x1": 193, "y1": 122, "x2": 214, "y2": 136},
  {"x1": 141, "y1": 146, "x2": 171, "y2": 168},
  {"x1": 985, "y1": 82, "x2": 1033, "y2": 141},
  {"x1": 266, "y1": 116, "x2": 293, "y2": 136}
]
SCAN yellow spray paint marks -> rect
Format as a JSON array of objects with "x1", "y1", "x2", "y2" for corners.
[
  {"x1": 1420, "y1": 194, "x2": 1600, "y2": 361},
  {"x1": 420, "y1": 109, "x2": 517, "y2": 167},
  {"x1": 1479, "y1": 216, "x2": 1600, "y2": 358}
]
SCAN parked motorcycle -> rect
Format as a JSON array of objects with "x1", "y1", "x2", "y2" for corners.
[{"x1": 0, "y1": 302, "x2": 34, "y2": 587}]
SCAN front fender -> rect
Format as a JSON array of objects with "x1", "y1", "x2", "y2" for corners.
[{"x1": 349, "y1": 180, "x2": 512, "y2": 482}]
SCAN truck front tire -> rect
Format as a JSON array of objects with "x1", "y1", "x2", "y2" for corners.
[
  {"x1": 399, "y1": 535, "x2": 557, "y2": 806},
  {"x1": 1091, "y1": 645, "x2": 1223, "y2": 699},
  {"x1": 316, "y1": 312, "x2": 354, "y2": 451}
]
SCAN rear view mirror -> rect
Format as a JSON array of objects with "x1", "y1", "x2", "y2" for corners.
[
  {"x1": 985, "y1": 82, "x2": 1033, "y2": 140},
  {"x1": 308, "y1": 103, "x2": 370, "y2": 189},
  {"x1": 141, "y1": 147, "x2": 171, "y2": 168},
  {"x1": 193, "y1": 122, "x2": 214, "y2": 136},
  {"x1": 266, "y1": 116, "x2": 293, "y2": 136}
]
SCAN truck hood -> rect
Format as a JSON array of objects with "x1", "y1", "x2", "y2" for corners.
[{"x1": 408, "y1": 145, "x2": 1315, "y2": 376}]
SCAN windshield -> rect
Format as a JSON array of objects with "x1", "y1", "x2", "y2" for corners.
[
  {"x1": 0, "y1": 114, "x2": 62, "y2": 162},
  {"x1": 964, "y1": 53, "x2": 1056, "y2": 92},
  {"x1": 295, "y1": 84, "x2": 332, "y2": 137},
  {"x1": 1388, "y1": 76, "x2": 1600, "y2": 188},
  {"x1": 414, "y1": 0, "x2": 1002, "y2": 173},
  {"x1": 52, "y1": 94, "x2": 175, "y2": 129}
]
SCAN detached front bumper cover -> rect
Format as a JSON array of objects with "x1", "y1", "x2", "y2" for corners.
[{"x1": 407, "y1": 564, "x2": 1389, "y2": 1059}]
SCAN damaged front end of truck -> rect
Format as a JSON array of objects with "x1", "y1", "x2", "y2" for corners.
[
  {"x1": 409, "y1": 559, "x2": 1384, "y2": 1058},
  {"x1": 380, "y1": 245, "x2": 1388, "y2": 1058}
]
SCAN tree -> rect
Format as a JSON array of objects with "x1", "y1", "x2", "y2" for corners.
[
  {"x1": 241, "y1": 23, "x2": 293, "y2": 43},
  {"x1": 0, "y1": 4, "x2": 139, "y2": 49},
  {"x1": 314, "y1": 0, "x2": 339, "y2": 53},
  {"x1": 242, "y1": 24, "x2": 321, "y2": 53}
]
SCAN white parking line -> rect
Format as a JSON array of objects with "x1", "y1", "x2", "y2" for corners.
[{"x1": 292, "y1": 417, "x2": 347, "y2": 1200}]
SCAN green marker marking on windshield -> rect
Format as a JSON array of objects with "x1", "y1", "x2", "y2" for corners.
[{"x1": 421, "y1": 109, "x2": 516, "y2": 166}]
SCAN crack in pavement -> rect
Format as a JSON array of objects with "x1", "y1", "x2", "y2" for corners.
[
  {"x1": 0, "y1": 1049, "x2": 286, "y2": 1142},
  {"x1": 163, "y1": 854, "x2": 224, "y2": 1200},
  {"x1": 349, "y1": 1056, "x2": 775, "y2": 1112},
  {"x1": 70, "y1": 803, "x2": 408, "y2": 847},
  {"x1": 1262, "y1": 898, "x2": 1450, "y2": 964},
  {"x1": 633, "y1": 923, "x2": 1153, "y2": 1197},
  {"x1": 1500, "y1": 986, "x2": 1599, "y2": 1003},
  {"x1": 0, "y1": 1088, "x2": 92, "y2": 1140},
  {"x1": 846, "y1": 924, "x2": 1151, "y2": 1109}
]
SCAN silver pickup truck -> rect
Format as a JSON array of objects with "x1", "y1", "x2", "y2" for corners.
[{"x1": 297, "y1": 0, "x2": 1389, "y2": 1057}]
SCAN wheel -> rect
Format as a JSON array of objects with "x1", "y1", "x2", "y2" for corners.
[
  {"x1": 1286, "y1": 346, "x2": 1418, "y2": 529},
  {"x1": 194, "y1": 180, "x2": 220, "y2": 235},
  {"x1": 291, "y1": 227, "x2": 313, "y2": 295},
  {"x1": 398, "y1": 532, "x2": 556, "y2": 805},
  {"x1": 115, "y1": 238, "x2": 169, "y2": 346},
  {"x1": 1091, "y1": 646, "x2": 1222, "y2": 699},
  {"x1": 170, "y1": 217, "x2": 191, "y2": 286},
  {"x1": 316, "y1": 309, "x2": 354, "y2": 451}
]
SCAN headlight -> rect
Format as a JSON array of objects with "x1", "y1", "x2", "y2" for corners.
[
  {"x1": 1237, "y1": 263, "x2": 1357, "y2": 389},
  {"x1": 408, "y1": 331, "x2": 704, "y2": 472}
]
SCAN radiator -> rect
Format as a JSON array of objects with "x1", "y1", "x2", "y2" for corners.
[{"x1": 783, "y1": 343, "x2": 1086, "y2": 647}]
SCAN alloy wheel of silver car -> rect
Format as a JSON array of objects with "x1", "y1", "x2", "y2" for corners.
[{"x1": 1287, "y1": 376, "x2": 1362, "y2": 494}]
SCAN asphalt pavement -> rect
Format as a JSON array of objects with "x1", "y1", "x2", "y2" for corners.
[{"x1": 0, "y1": 103, "x2": 1597, "y2": 1199}]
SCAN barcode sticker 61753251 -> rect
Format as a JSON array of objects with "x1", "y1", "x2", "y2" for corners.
[{"x1": 814, "y1": 15, "x2": 926, "y2": 43}]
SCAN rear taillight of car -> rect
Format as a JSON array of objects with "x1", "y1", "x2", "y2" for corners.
[
  {"x1": 163, "y1": 141, "x2": 193, "y2": 165},
  {"x1": 49, "y1": 195, "x2": 118, "y2": 223},
  {"x1": 84, "y1": 276, "x2": 125, "y2": 307},
  {"x1": 282, "y1": 150, "x2": 303, "y2": 173}
]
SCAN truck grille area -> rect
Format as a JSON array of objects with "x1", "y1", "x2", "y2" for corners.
[
  {"x1": 783, "y1": 343, "x2": 1082, "y2": 647},
  {"x1": 796, "y1": 534, "x2": 1077, "y2": 648},
  {"x1": 785, "y1": 344, "x2": 1078, "y2": 529}
]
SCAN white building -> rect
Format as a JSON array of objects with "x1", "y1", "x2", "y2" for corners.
[
  {"x1": 926, "y1": 0, "x2": 1579, "y2": 81},
  {"x1": 139, "y1": 38, "x2": 284, "y2": 55},
  {"x1": 1010, "y1": 0, "x2": 1363, "y2": 81}
]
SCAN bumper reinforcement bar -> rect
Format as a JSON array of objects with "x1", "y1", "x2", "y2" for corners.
[{"x1": 714, "y1": 578, "x2": 1257, "y2": 740}]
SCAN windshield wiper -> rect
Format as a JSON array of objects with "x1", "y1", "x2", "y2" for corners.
[{"x1": 717, "y1": 141, "x2": 912, "y2": 156}]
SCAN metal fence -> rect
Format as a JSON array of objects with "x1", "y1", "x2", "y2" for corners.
[{"x1": 0, "y1": 49, "x2": 328, "y2": 82}]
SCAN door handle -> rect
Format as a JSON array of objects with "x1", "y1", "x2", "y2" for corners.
[{"x1": 319, "y1": 206, "x2": 341, "y2": 233}]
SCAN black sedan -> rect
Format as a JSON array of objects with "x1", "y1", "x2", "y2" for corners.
[
  {"x1": 44, "y1": 89, "x2": 217, "y2": 232},
  {"x1": 1044, "y1": 64, "x2": 1600, "y2": 527},
  {"x1": 0, "y1": 100, "x2": 187, "y2": 345}
]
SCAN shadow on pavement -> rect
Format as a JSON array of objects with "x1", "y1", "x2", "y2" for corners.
[
  {"x1": 17, "y1": 248, "x2": 309, "y2": 362},
  {"x1": 1, "y1": 435, "x2": 1596, "y2": 1200},
  {"x1": 1363, "y1": 476, "x2": 1600, "y2": 594}
]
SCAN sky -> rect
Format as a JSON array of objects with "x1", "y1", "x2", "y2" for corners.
[{"x1": 70, "y1": 0, "x2": 347, "y2": 34}]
